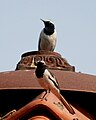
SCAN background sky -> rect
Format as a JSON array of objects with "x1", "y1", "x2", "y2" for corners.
[{"x1": 0, "y1": 0, "x2": 96, "y2": 75}]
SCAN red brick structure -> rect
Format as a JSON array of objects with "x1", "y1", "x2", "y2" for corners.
[{"x1": 0, "y1": 51, "x2": 95, "y2": 119}]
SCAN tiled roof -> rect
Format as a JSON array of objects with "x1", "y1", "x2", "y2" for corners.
[
  {"x1": 0, "y1": 70, "x2": 96, "y2": 93},
  {"x1": 0, "y1": 51, "x2": 95, "y2": 119},
  {"x1": 0, "y1": 70, "x2": 95, "y2": 119},
  {"x1": 6, "y1": 92, "x2": 93, "y2": 120}
]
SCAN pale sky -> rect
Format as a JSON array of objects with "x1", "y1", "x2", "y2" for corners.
[{"x1": 0, "y1": 0, "x2": 96, "y2": 75}]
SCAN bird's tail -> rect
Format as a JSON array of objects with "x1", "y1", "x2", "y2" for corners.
[
  {"x1": 52, "y1": 90, "x2": 75, "y2": 114},
  {"x1": 59, "y1": 94, "x2": 75, "y2": 115}
]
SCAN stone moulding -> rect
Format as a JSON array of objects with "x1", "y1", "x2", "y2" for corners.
[{"x1": 16, "y1": 51, "x2": 75, "y2": 71}]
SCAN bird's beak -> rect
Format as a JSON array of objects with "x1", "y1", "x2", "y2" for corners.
[{"x1": 40, "y1": 19, "x2": 45, "y2": 23}]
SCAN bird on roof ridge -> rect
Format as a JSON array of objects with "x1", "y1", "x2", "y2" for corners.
[{"x1": 35, "y1": 61, "x2": 75, "y2": 115}]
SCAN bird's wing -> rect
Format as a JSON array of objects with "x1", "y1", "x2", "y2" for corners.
[
  {"x1": 38, "y1": 37, "x2": 41, "y2": 50},
  {"x1": 44, "y1": 69, "x2": 60, "y2": 90},
  {"x1": 38, "y1": 29, "x2": 44, "y2": 50}
]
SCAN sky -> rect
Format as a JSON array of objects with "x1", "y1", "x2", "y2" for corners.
[{"x1": 0, "y1": 0, "x2": 96, "y2": 75}]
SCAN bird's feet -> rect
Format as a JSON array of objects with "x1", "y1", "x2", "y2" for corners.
[
  {"x1": 40, "y1": 90, "x2": 50, "y2": 101},
  {"x1": 40, "y1": 97, "x2": 47, "y2": 101}
]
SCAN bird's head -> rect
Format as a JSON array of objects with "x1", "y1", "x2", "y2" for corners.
[
  {"x1": 40, "y1": 19, "x2": 55, "y2": 35},
  {"x1": 35, "y1": 60, "x2": 46, "y2": 68},
  {"x1": 40, "y1": 19, "x2": 54, "y2": 28}
]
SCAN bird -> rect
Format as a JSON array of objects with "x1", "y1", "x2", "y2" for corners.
[
  {"x1": 35, "y1": 61, "x2": 75, "y2": 115},
  {"x1": 38, "y1": 19, "x2": 56, "y2": 51}
]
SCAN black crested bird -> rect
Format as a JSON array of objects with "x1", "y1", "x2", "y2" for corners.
[
  {"x1": 35, "y1": 61, "x2": 75, "y2": 114},
  {"x1": 38, "y1": 19, "x2": 56, "y2": 51}
]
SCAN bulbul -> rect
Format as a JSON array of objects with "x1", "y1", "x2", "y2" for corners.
[
  {"x1": 35, "y1": 61, "x2": 75, "y2": 114},
  {"x1": 38, "y1": 19, "x2": 56, "y2": 51}
]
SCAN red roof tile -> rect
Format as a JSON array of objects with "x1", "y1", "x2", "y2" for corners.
[{"x1": 0, "y1": 70, "x2": 96, "y2": 93}]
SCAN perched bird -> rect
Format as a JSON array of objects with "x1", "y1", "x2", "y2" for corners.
[
  {"x1": 38, "y1": 19, "x2": 56, "y2": 51},
  {"x1": 35, "y1": 61, "x2": 75, "y2": 114}
]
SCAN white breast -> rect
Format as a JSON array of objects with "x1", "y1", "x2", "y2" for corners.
[{"x1": 39, "y1": 30, "x2": 56, "y2": 51}]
